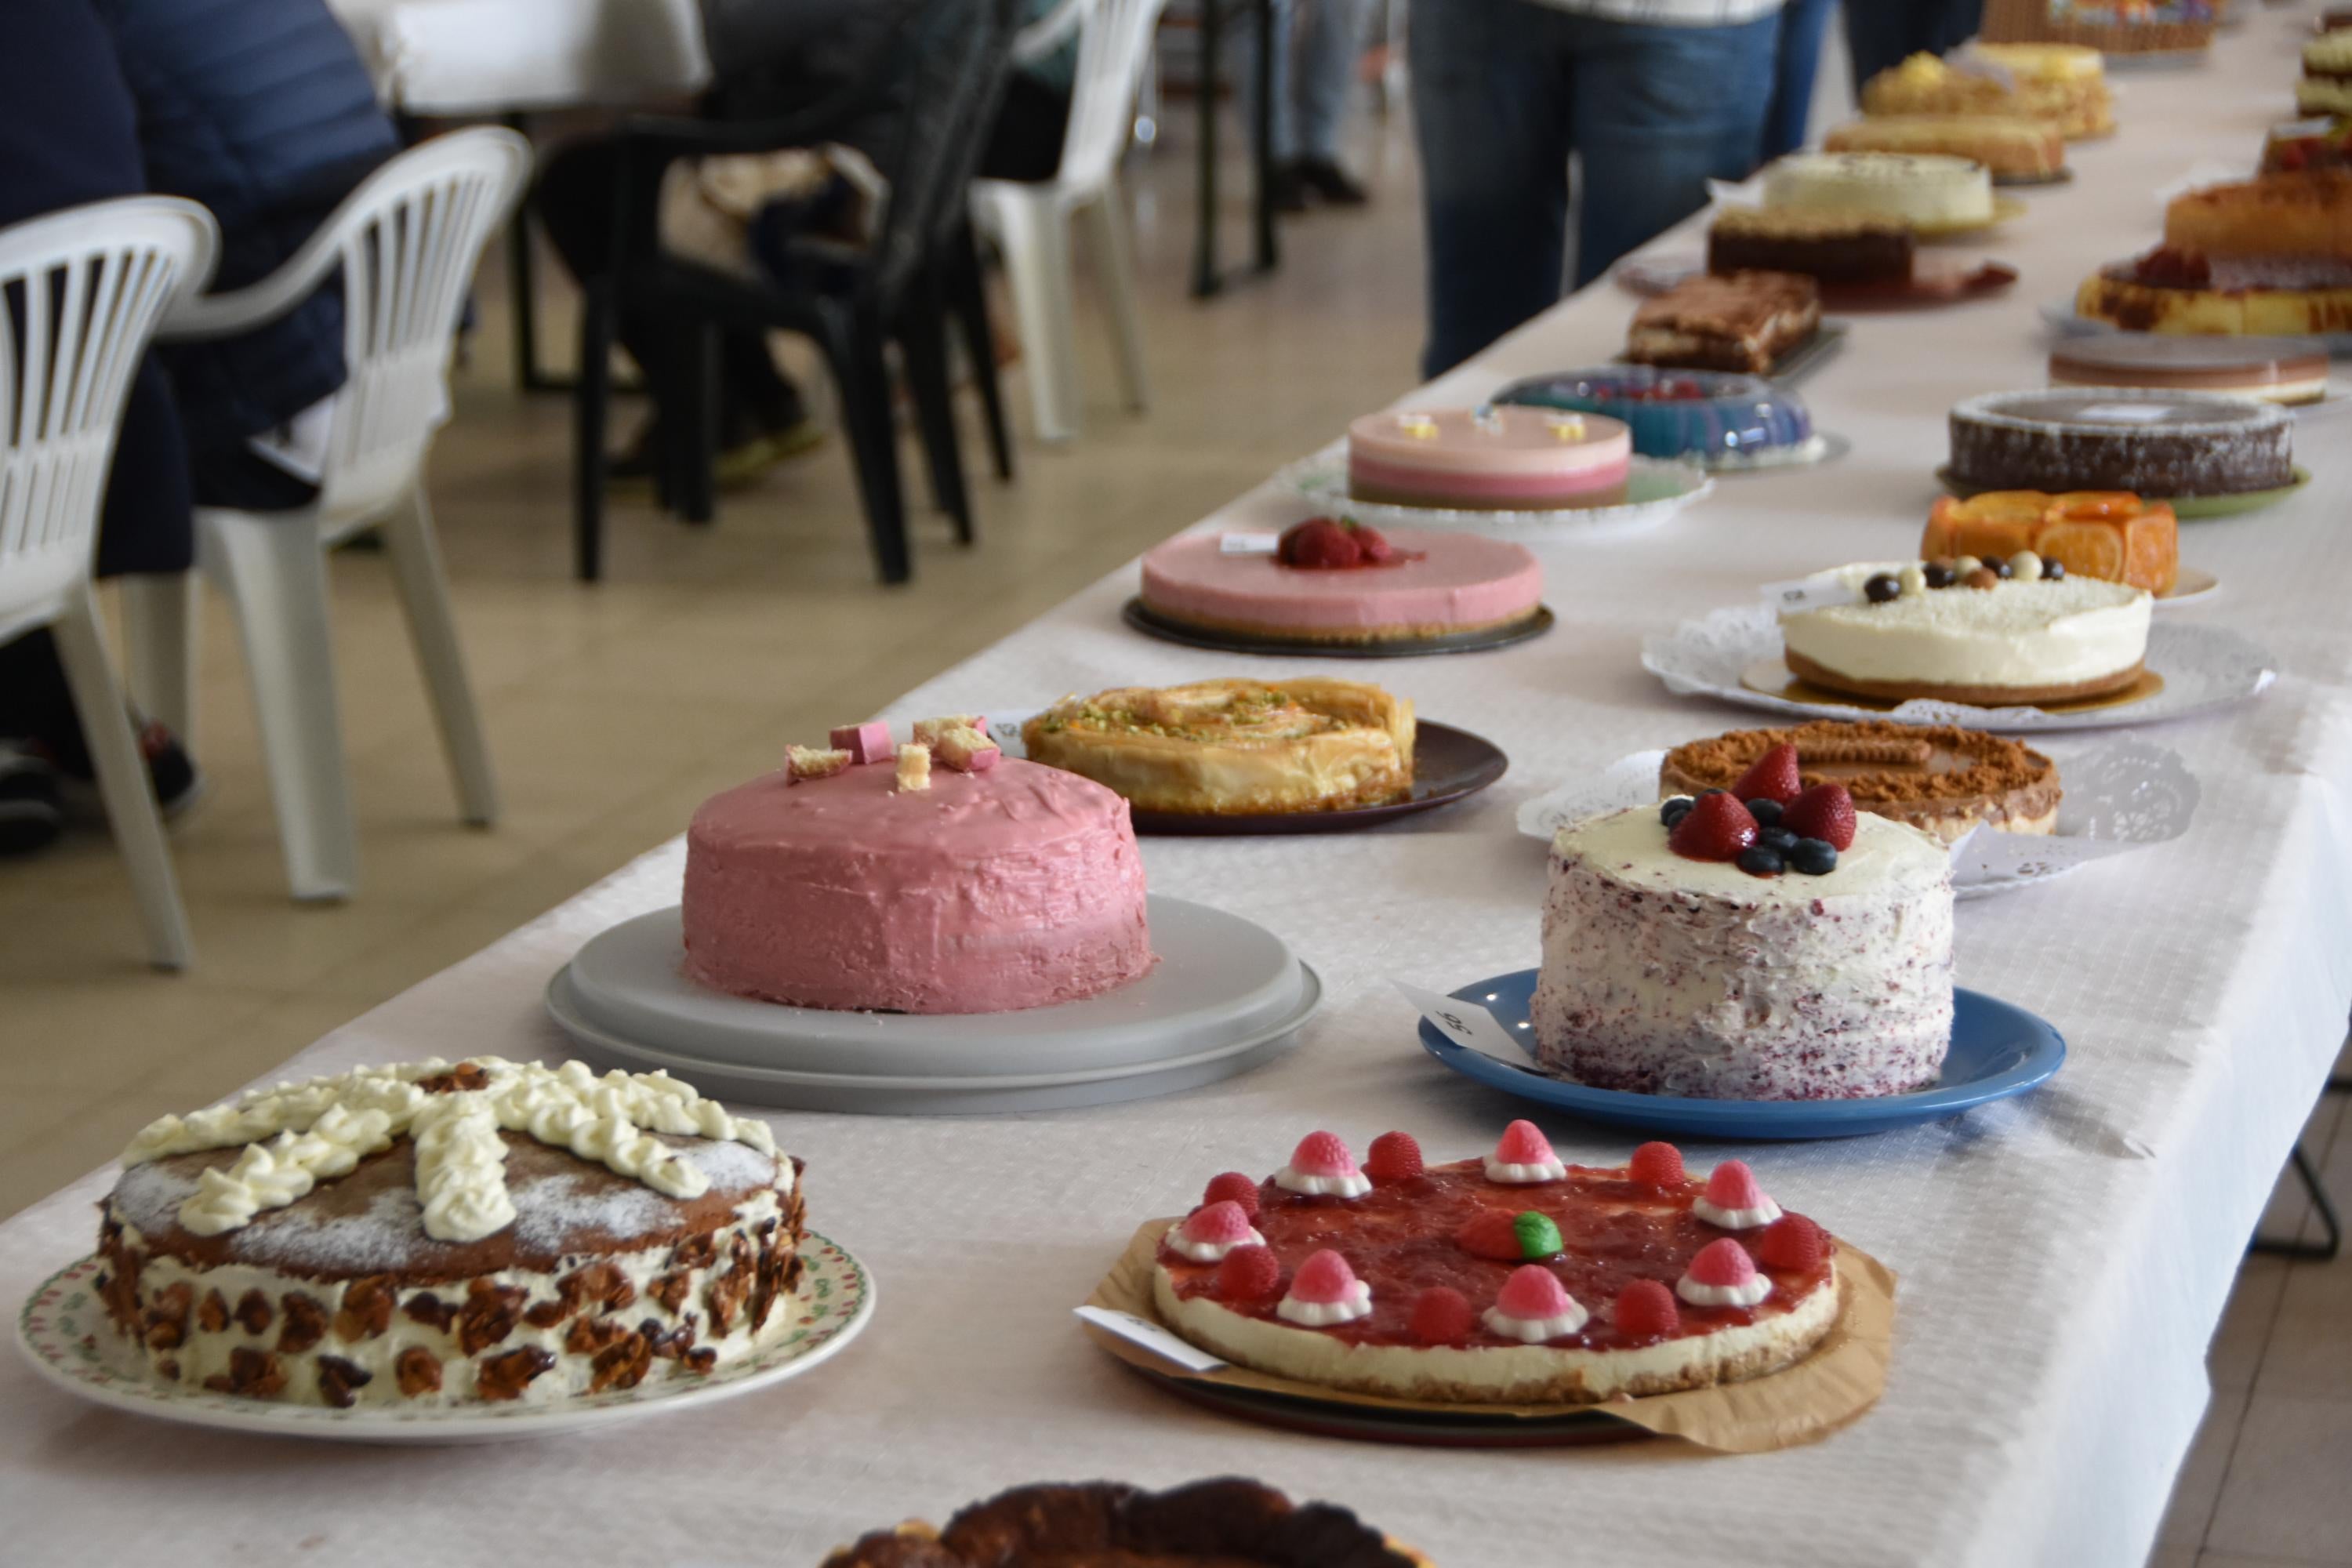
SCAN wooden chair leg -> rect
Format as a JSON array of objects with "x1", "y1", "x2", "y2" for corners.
[{"x1": 573, "y1": 276, "x2": 615, "y2": 581}]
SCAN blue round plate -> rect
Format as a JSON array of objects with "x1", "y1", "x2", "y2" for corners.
[{"x1": 1417, "y1": 969, "x2": 2063, "y2": 1139}]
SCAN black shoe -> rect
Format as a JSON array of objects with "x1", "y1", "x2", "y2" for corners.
[
  {"x1": 0, "y1": 741, "x2": 66, "y2": 856},
  {"x1": 38, "y1": 713, "x2": 204, "y2": 820},
  {"x1": 1267, "y1": 163, "x2": 1310, "y2": 215},
  {"x1": 607, "y1": 405, "x2": 825, "y2": 492},
  {"x1": 1296, "y1": 157, "x2": 1369, "y2": 206}
]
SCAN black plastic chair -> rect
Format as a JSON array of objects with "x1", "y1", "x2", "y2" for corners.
[{"x1": 573, "y1": 0, "x2": 1019, "y2": 583}]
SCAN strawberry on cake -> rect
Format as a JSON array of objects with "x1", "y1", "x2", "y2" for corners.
[
  {"x1": 1138, "y1": 517, "x2": 1543, "y2": 646},
  {"x1": 1346, "y1": 405, "x2": 1632, "y2": 510},
  {"x1": 1531, "y1": 782, "x2": 1955, "y2": 1100},
  {"x1": 682, "y1": 720, "x2": 1152, "y2": 1014},
  {"x1": 1147, "y1": 1127, "x2": 1842, "y2": 1403}
]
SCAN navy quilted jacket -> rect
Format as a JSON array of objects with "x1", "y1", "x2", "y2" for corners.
[{"x1": 96, "y1": 0, "x2": 398, "y2": 451}]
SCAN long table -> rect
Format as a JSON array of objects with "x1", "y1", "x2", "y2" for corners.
[{"x1": 7, "y1": 10, "x2": 2350, "y2": 1564}]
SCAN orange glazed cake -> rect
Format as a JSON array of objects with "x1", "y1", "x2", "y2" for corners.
[{"x1": 94, "y1": 1058, "x2": 803, "y2": 1407}]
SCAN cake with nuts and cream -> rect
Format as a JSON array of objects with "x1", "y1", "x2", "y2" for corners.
[
  {"x1": 93, "y1": 1058, "x2": 804, "y2": 1408},
  {"x1": 683, "y1": 721, "x2": 1152, "y2": 1014},
  {"x1": 1146, "y1": 1127, "x2": 1842, "y2": 1403},
  {"x1": 1777, "y1": 559, "x2": 2152, "y2": 706},
  {"x1": 1531, "y1": 794, "x2": 1955, "y2": 1100}
]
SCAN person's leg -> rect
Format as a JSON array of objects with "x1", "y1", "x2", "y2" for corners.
[
  {"x1": 1409, "y1": 0, "x2": 1574, "y2": 378},
  {"x1": 1294, "y1": 0, "x2": 1377, "y2": 197},
  {"x1": 1929, "y1": 0, "x2": 1987, "y2": 56},
  {"x1": 1236, "y1": 0, "x2": 1301, "y2": 162},
  {"x1": 1568, "y1": 12, "x2": 1777, "y2": 289},
  {"x1": 1846, "y1": 0, "x2": 1929, "y2": 94},
  {"x1": 1763, "y1": 0, "x2": 1836, "y2": 162}
]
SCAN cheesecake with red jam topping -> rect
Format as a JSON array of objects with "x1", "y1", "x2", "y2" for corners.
[{"x1": 1149, "y1": 1127, "x2": 1841, "y2": 1404}]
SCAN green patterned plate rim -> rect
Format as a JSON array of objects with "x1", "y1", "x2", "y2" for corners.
[
  {"x1": 15, "y1": 1231, "x2": 872, "y2": 1443},
  {"x1": 1936, "y1": 466, "x2": 2310, "y2": 520}
]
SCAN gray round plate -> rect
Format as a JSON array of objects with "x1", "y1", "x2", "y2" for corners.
[{"x1": 546, "y1": 897, "x2": 1320, "y2": 1113}]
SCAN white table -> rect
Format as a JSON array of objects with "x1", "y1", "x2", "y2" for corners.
[
  {"x1": 7, "y1": 12, "x2": 2349, "y2": 1565},
  {"x1": 329, "y1": 0, "x2": 708, "y2": 114}
]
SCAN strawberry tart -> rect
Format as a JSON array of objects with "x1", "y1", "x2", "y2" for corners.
[
  {"x1": 1148, "y1": 1127, "x2": 1842, "y2": 1403},
  {"x1": 1531, "y1": 782, "x2": 1954, "y2": 1099},
  {"x1": 1346, "y1": 405, "x2": 1632, "y2": 510},
  {"x1": 1138, "y1": 517, "x2": 1542, "y2": 645},
  {"x1": 681, "y1": 720, "x2": 1152, "y2": 1014}
]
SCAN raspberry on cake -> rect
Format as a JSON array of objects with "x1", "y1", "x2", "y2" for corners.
[
  {"x1": 1660, "y1": 720, "x2": 2063, "y2": 843},
  {"x1": 1534, "y1": 795, "x2": 1954, "y2": 1100},
  {"x1": 1777, "y1": 558, "x2": 2151, "y2": 706},
  {"x1": 1021, "y1": 677, "x2": 1414, "y2": 816},
  {"x1": 1345, "y1": 404, "x2": 1632, "y2": 511},
  {"x1": 96, "y1": 1058, "x2": 804, "y2": 1408},
  {"x1": 1146, "y1": 1132, "x2": 1844, "y2": 1403},
  {"x1": 681, "y1": 731, "x2": 1152, "y2": 1014},
  {"x1": 1137, "y1": 526, "x2": 1542, "y2": 645}
]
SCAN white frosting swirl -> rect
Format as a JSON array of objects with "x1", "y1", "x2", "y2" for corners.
[{"x1": 129, "y1": 1058, "x2": 780, "y2": 1241}]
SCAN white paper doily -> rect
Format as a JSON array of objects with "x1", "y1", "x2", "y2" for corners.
[
  {"x1": 1639, "y1": 604, "x2": 2274, "y2": 732},
  {"x1": 1514, "y1": 738, "x2": 2198, "y2": 899},
  {"x1": 1278, "y1": 440, "x2": 1714, "y2": 542}
]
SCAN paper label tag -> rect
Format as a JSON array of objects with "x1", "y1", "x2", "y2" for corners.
[
  {"x1": 1073, "y1": 1306, "x2": 1229, "y2": 1371},
  {"x1": 2071, "y1": 403, "x2": 2177, "y2": 424},
  {"x1": 1759, "y1": 575, "x2": 1857, "y2": 613},
  {"x1": 1393, "y1": 981, "x2": 1532, "y2": 1066},
  {"x1": 1219, "y1": 532, "x2": 1281, "y2": 555}
]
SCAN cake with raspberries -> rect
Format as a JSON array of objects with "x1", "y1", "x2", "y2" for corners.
[
  {"x1": 1138, "y1": 517, "x2": 1543, "y2": 646},
  {"x1": 93, "y1": 1058, "x2": 804, "y2": 1409},
  {"x1": 1531, "y1": 779, "x2": 1954, "y2": 1100},
  {"x1": 683, "y1": 718, "x2": 1152, "y2": 1014},
  {"x1": 1147, "y1": 1125, "x2": 1842, "y2": 1404}
]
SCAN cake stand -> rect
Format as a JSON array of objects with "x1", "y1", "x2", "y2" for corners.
[{"x1": 546, "y1": 896, "x2": 1319, "y2": 1113}]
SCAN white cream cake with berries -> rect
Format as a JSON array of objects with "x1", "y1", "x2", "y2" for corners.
[
  {"x1": 94, "y1": 1058, "x2": 804, "y2": 1408},
  {"x1": 1530, "y1": 776, "x2": 1954, "y2": 1101},
  {"x1": 1148, "y1": 1125, "x2": 1842, "y2": 1404}
]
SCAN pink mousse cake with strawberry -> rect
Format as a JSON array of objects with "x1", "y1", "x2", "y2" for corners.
[
  {"x1": 1347, "y1": 405, "x2": 1632, "y2": 510},
  {"x1": 681, "y1": 720, "x2": 1152, "y2": 1014},
  {"x1": 1147, "y1": 1126, "x2": 1843, "y2": 1403},
  {"x1": 1138, "y1": 517, "x2": 1542, "y2": 645},
  {"x1": 1531, "y1": 759, "x2": 1955, "y2": 1100}
]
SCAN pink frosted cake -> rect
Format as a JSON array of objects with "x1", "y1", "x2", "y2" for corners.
[
  {"x1": 1346, "y1": 405, "x2": 1632, "y2": 510},
  {"x1": 1138, "y1": 521, "x2": 1542, "y2": 644},
  {"x1": 682, "y1": 730, "x2": 1152, "y2": 1014},
  {"x1": 1530, "y1": 787, "x2": 1955, "y2": 1100}
]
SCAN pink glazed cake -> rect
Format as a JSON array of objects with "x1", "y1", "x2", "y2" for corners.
[
  {"x1": 1138, "y1": 527, "x2": 1542, "y2": 644},
  {"x1": 682, "y1": 754, "x2": 1152, "y2": 1014},
  {"x1": 1347, "y1": 405, "x2": 1632, "y2": 510}
]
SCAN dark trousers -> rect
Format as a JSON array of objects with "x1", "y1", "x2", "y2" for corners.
[
  {"x1": 1845, "y1": 0, "x2": 1985, "y2": 93},
  {"x1": 1408, "y1": 0, "x2": 1779, "y2": 378},
  {"x1": 1766, "y1": 0, "x2": 1838, "y2": 161},
  {"x1": 534, "y1": 136, "x2": 804, "y2": 431}
]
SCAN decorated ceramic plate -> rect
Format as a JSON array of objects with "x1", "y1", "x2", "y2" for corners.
[
  {"x1": 1414, "y1": 971, "x2": 2064, "y2": 1138},
  {"x1": 16, "y1": 1234, "x2": 873, "y2": 1443},
  {"x1": 1936, "y1": 464, "x2": 2311, "y2": 517}
]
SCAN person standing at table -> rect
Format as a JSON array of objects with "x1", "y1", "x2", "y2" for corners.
[
  {"x1": 1408, "y1": 0, "x2": 1785, "y2": 379},
  {"x1": 1240, "y1": 0, "x2": 1381, "y2": 211},
  {"x1": 1765, "y1": 0, "x2": 1837, "y2": 160},
  {"x1": 1846, "y1": 0, "x2": 1985, "y2": 93}
]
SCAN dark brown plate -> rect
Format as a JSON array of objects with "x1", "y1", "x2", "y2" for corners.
[
  {"x1": 1120, "y1": 597, "x2": 1555, "y2": 659},
  {"x1": 1125, "y1": 720, "x2": 1508, "y2": 837}
]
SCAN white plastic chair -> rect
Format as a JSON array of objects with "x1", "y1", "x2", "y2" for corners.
[
  {"x1": 123, "y1": 127, "x2": 530, "y2": 902},
  {"x1": 1, "y1": 197, "x2": 217, "y2": 967},
  {"x1": 971, "y1": 0, "x2": 1165, "y2": 442}
]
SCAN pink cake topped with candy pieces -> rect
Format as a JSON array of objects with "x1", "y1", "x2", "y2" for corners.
[
  {"x1": 1346, "y1": 405, "x2": 1632, "y2": 511},
  {"x1": 1138, "y1": 520, "x2": 1542, "y2": 645},
  {"x1": 682, "y1": 718, "x2": 1152, "y2": 1014}
]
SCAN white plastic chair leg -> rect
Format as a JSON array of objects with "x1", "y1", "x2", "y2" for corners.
[
  {"x1": 119, "y1": 571, "x2": 199, "y2": 747},
  {"x1": 52, "y1": 586, "x2": 193, "y2": 969},
  {"x1": 380, "y1": 485, "x2": 499, "y2": 826},
  {"x1": 200, "y1": 508, "x2": 358, "y2": 902},
  {"x1": 1086, "y1": 180, "x2": 1152, "y2": 414},
  {"x1": 987, "y1": 189, "x2": 1086, "y2": 443}
]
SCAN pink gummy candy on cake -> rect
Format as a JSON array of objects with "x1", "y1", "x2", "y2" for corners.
[
  {"x1": 1279, "y1": 1250, "x2": 1369, "y2": 1324},
  {"x1": 1486, "y1": 1120, "x2": 1566, "y2": 1185},
  {"x1": 1678, "y1": 1238, "x2": 1771, "y2": 1308},
  {"x1": 1276, "y1": 1131, "x2": 1370, "y2": 1198},
  {"x1": 1496, "y1": 1265, "x2": 1576, "y2": 1321},
  {"x1": 1693, "y1": 1160, "x2": 1783, "y2": 1230},
  {"x1": 829, "y1": 721, "x2": 894, "y2": 764}
]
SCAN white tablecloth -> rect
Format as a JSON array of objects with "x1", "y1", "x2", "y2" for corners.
[
  {"x1": 330, "y1": 0, "x2": 709, "y2": 114},
  {"x1": 8, "y1": 11, "x2": 2350, "y2": 1566}
]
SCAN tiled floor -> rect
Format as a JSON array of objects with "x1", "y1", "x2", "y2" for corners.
[{"x1": 0, "y1": 90, "x2": 2346, "y2": 1567}]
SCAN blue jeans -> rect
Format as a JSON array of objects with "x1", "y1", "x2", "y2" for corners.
[
  {"x1": 1238, "y1": 0, "x2": 1377, "y2": 162},
  {"x1": 1766, "y1": 0, "x2": 1836, "y2": 159},
  {"x1": 1844, "y1": 0, "x2": 1984, "y2": 93},
  {"x1": 1409, "y1": 0, "x2": 1779, "y2": 378}
]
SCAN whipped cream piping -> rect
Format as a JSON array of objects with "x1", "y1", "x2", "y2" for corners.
[
  {"x1": 125, "y1": 1058, "x2": 780, "y2": 1243},
  {"x1": 1273, "y1": 1166, "x2": 1372, "y2": 1198},
  {"x1": 1168, "y1": 1225, "x2": 1269, "y2": 1263},
  {"x1": 1482, "y1": 1301, "x2": 1590, "y2": 1343},
  {"x1": 1677, "y1": 1274, "x2": 1773, "y2": 1308},
  {"x1": 1484, "y1": 1157, "x2": 1567, "y2": 1185},
  {"x1": 1277, "y1": 1280, "x2": 1373, "y2": 1327},
  {"x1": 1693, "y1": 1195, "x2": 1784, "y2": 1229}
]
